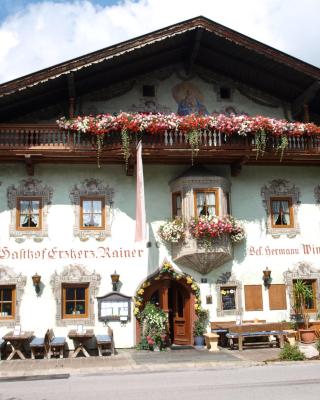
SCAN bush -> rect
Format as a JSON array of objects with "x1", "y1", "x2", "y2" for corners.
[
  {"x1": 138, "y1": 302, "x2": 168, "y2": 350},
  {"x1": 279, "y1": 343, "x2": 305, "y2": 361}
]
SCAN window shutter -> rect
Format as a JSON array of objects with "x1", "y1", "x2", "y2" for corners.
[
  {"x1": 244, "y1": 285, "x2": 263, "y2": 311},
  {"x1": 269, "y1": 284, "x2": 287, "y2": 310}
]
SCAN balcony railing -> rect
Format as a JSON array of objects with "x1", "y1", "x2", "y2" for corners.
[{"x1": 0, "y1": 124, "x2": 319, "y2": 159}]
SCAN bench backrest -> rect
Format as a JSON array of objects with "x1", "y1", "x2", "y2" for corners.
[
  {"x1": 229, "y1": 322, "x2": 291, "y2": 334},
  {"x1": 211, "y1": 320, "x2": 267, "y2": 330}
]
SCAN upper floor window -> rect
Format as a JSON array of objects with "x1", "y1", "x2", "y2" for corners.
[
  {"x1": 7, "y1": 178, "x2": 53, "y2": 240},
  {"x1": 80, "y1": 197, "x2": 105, "y2": 230},
  {"x1": 261, "y1": 179, "x2": 300, "y2": 237},
  {"x1": 62, "y1": 284, "x2": 89, "y2": 319},
  {"x1": 270, "y1": 197, "x2": 293, "y2": 228},
  {"x1": 70, "y1": 179, "x2": 114, "y2": 240},
  {"x1": 16, "y1": 197, "x2": 42, "y2": 231},
  {"x1": 194, "y1": 189, "x2": 218, "y2": 217},
  {"x1": 0, "y1": 286, "x2": 15, "y2": 320},
  {"x1": 172, "y1": 192, "x2": 182, "y2": 218}
]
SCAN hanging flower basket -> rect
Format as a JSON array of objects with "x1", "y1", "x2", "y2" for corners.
[
  {"x1": 158, "y1": 217, "x2": 185, "y2": 244},
  {"x1": 189, "y1": 215, "x2": 245, "y2": 244}
]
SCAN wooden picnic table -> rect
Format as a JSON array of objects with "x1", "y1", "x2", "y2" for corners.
[
  {"x1": 68, "y1": 329, "x2": 94, "y2": 358},
  {"x1": 2, "y1": 331, "x2": 34, "y2": 360}
]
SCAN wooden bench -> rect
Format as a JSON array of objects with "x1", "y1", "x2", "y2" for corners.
[
  {"x1": 96, "y1": 326, "x2": 114, "y2": 356},
  {"x1": 210, "y1": 320, "x2": 266, "y2": 347},
  {"x1": 30, "y1": 330, "x2": 50, "y2": 359},
  {"x1": 47, "y1": 329, "x2": 66, "y2": 359},
  {"x1": 226, "y1": 322, "x2": 291, "y2": 351}
]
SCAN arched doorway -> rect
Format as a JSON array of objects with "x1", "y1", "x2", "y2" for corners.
[{"x1": 135, "y1": 265, "x2": 197, "y2": 346}]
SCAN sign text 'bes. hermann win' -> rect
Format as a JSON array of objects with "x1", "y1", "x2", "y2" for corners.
[{"x1": 248, "y1": 244, "x2": 320, "y2": 256}]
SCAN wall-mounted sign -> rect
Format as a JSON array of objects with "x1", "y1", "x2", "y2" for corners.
[
  {"x1": 248, "y1": 243, "x2": 320, "y2": 257},
  {"x1": 0, "y1": 246, "x2": 144, "y2": 261},
  {"x1": 97, "y1": 292, "x2": 132, "y2": 322}
]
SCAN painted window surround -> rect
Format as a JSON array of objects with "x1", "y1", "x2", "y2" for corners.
[
  {"x1": 170, "y1": 170, "x2": 231, "y2": 221},
  {"x1": 215, "y1": 272, "x2": 243, "y2": 317},
  {"x1": 284, "y1": 262, "x2": 320, "y2": 319},
  {"x1": 261, "y1": 179, "x2": 300, "y2": 238},
  {"x1": 50, "y1": 264, "x2": 101, "y2": 327},
  {"x1": 7, "y1": 178, "x2": 53, "y2": 241},
  {"x1": 0, "y1": 266, "x2": 26, "y2": 327},
  {"x1": 70, "y1": 179, "x2": 114, "y2": 241}
]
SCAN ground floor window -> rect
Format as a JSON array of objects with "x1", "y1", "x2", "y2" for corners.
[
  {"x1": 62, "y1": 284, "x2": 89, "y2": 319},
  {"x1": 220, "y1": 286, "x2": 237, "y2": 311},
  {"x1": 0, "y1": 286, "x2": 15, "y2": 319},
  {"x1": 293, "y1": 279, "x2": 317, "y2": 313}
]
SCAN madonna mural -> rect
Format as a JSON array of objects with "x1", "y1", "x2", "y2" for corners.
[{"x1": 172, "y1": 81, "x2": 209, "y2": 116}]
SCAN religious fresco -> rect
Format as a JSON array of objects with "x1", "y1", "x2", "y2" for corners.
[{"x1": 172, "y1": 81, "x2": 209, "y2": 116}]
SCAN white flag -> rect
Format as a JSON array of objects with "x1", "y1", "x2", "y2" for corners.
[{"x1": 135, "y1": 141, "x2": 146, "y2": 242}]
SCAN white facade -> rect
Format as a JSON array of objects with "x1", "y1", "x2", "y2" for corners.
[{"x1": 0, "y1": 159, "x2": 320, "y2": 347}]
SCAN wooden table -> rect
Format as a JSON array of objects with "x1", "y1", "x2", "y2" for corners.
[
  {"x1": 68, "y1": 329, "x2": 94, "y2": 358},
  {"x1": 2, "y1": 331, "x2": 34, "y2": 360}
]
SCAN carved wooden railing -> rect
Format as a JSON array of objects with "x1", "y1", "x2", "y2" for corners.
[{"x1": 0, "y1": 124, "x2": 319, "y2": 153}]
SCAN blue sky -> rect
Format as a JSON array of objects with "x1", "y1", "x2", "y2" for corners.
[
  {"x1": 0, "y1": 0, "x2": 320, "y2": 84},
  {"x1": 0, "y1": 0, "x2": 119, "y2": 22}
]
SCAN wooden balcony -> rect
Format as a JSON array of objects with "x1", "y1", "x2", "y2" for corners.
[{"x1": 0, "y1": 124, "x2": 319, "y2": 167}]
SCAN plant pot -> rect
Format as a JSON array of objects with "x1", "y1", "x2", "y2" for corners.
[
  {"x1": 194, "y1": 335, "x2": 205, "y2": 346},
  {"x1": 299, "y1": 329, "x2": 316, "y2": 344}
]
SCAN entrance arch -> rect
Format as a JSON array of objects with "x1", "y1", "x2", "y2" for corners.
[{"x1": 134, "y1": 263, "x2": 198, "y2": 346}]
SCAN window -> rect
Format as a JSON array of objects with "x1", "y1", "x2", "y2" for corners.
[
  {"x1": 194, "y1": 189, "x2": 218, "y2": 217},
  {"x1": 62, "y1": 284, "x2": 89, "y2": 319},
  {"x1": 219, "y1": 87, "x2": 231, "y2": 100},
  {"x1": 261, "y1": 179, "x2": 300, "y2": 237},
  {"x1": 220, "y1": 286, "x2": 237, "y2": 311},
  {"x1": 16, "y1": 197, "x2": 42, "y2": 230},
  {"x1": 80, "y1": 197, "x2": 105, "y2": 230},
  {"x1": 270, "y1": 197, "x2": 293, "y2": 228},
  {"x1": 293, "y1": 279, "x2": 317, "y2": 312},
  {"x1": 0, "y1": 286, "x2": 15, "y2": 319},
  {"x1": 70, "y1": 179, "x2": 114, "y2": 240},
  {"x1": 172, "y1": 192, "x2": 182, "y2": 218},
  {"x1": 142, "y1": 85, "x2": 155, "y2": 97},
  {"x1": 8, "y1": 178, "x2": 53, "y2": 239}
]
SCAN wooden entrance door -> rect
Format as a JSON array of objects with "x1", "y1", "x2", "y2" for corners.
[
  {"x1": 169, "y1": 283, "x2": 191, "y2": 345},
  {"x1": 138, "y1": 276, "x2": 192, "y2": 346}
]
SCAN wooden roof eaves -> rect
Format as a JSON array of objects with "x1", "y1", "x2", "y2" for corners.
[{"x1": 1, "y1": 16, "x2": 320, "y2": 99}]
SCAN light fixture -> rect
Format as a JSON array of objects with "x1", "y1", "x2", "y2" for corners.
[
  {"x1": 262, "y1": 268, "x2": 272, "y2": 288},
  {"x1": 32, "y1": 273, "x2": 41, "y2": 295},
  {"x1": 111, "y1": 271, "x2": 120, "y2": 291}
]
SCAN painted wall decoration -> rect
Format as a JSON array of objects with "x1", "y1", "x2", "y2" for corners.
[{"x1": 172, "y1": 81, "x2": 209, "y2": 116}]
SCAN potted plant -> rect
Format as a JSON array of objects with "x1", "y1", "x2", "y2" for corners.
[
  {"x1": 193, "y1": 309, "x2": 209, "y2": 347},
  {"x1": 293, "y1": 279, "x2": 316, "y2": 343}
]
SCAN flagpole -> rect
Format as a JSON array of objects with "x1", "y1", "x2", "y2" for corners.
[{"x1": 135, "y1": 140, "x2": 146, "y2": 242}]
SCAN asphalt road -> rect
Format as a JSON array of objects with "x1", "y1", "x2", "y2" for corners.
[{"x1": 1, "y1": 363, "x2": 320, "y2": 400}]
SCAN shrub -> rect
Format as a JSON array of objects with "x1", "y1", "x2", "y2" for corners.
[
  {"x1": 138, "y1": 302, "x2": 168, "y2": 350},
  {"x1": 279, "y1": 343, "x2": 305, "y2": 361}
]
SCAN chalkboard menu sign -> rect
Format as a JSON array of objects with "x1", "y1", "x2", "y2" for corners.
[
  {"x1": 220, "y1": 287, "x2": 236, "y2": 311},
  {"x1": 97, "y1": 292, "x2": 131, "y2": 322}
]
